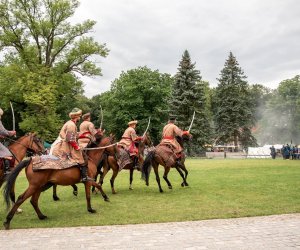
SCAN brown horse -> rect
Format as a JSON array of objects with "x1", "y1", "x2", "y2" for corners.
[
  {"x1": 0, "y1": 133, "x2": 45, "y2": 203},
  {"x1": 3, "y1": 135, "x2": 114, "y2": 230},
  {"x1": 142, "y1": 134, "x2": 192, "y2": 192},
  {"x1": 98, "y1": 133, "x2": 153, "y2": 194}
]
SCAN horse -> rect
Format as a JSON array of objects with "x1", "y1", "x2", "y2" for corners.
[
  {"x1": 142, "y1": 133, "x2": 192, "y2": 193},
  {"x1": 3, "y1": 135, "x2": 115, "y2": 230},
  {"x1": 98, "y1": 133, "x2": 153, "y2": 194},
  {"x1": 0, "y1": 133, "x2": 45, "y2": 203}
]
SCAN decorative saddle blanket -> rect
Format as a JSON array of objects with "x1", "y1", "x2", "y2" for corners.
[
  {"x1": 32, "y1": 155, "x2": 78, "y2": 171},
  {"x1": 155, "y1": 144, "x2": 177, "y2": 167},
  {"x1": 117, "y1": 148, "x2": 132, "y2": 171}
]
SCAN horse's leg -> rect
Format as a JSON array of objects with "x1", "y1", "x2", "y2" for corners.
[
  {"x1": 52, "y1": 184, "x2": 59, "y2": 201},
  {"x1": 92, "y1": 173, "x2": 98, "y2": 194},
  {"x1": 72, "y1": 184, "x2": 78, "y2": 196},
  {"x1": 153, "y1": 162, "x2": 163, "y2": 193},
  {"x1": 110, "y1": 165, "x2": 119, "y2": 194},
  {"x1": 129, "y1": 166, "x2": 134, "y2": 190},
  {"x1": 88, "y1": 180, "x2": 109, "y2": 202},
  {"x1": 30, "y1": 189, "x2": 47, "y2": 219},
  {"x1": 162, "y1": 167, "x2": 172, "y2": 189},
  {"x1": 84, "y1": 182, "x2": 96, "y2": 213},
  {"x1": 177, "y1": 162, "x2": 189, "y2": 186},
  {"x1": 3, "y1": 185, "x2": 37, "y2": 230}
]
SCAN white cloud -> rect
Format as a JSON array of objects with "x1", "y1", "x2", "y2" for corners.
[{"x1": 72, "y1": 0, "x2": 300, "y2": 97}]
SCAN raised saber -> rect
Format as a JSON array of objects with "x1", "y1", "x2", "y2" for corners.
[
  {"x1": 99, "y1": 104, "x2": 103, "y2": 130},
  {"x1": 188, "y1": 111, "x2": 195, "y2": 132},
  {"x1": 142, "y1": 117, "x2": 151, "y2": 138},
  {"x1": 10, "y1": 101, "x2": 16, "y2": 137}
]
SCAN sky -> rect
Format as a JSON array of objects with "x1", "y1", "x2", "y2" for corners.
[{"x1": 71, "y1": 0, "x2": 300, "y2": 98}]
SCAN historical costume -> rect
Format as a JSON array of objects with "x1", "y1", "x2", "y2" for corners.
[
  {"x1": 160, "y1": 116, "x2": 189, "y2": 159},
  {"x1": 118, "y1": 120, "x2": 142, "y2": 168},
  {"x1": 0, "y1": 108, "x2": 16, "y2": 175},
  {"x1": 78, "y1": 112, "x2": 100, "y2": 148},
  {"x1": 51, "y1": 108, "x2": 88, "y2": 181}
]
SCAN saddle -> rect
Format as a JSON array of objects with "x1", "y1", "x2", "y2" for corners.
[
  {"x1": 116, "y1": 148, "x2": 133, "y2": 171},
  {"x1": 32, "y1": 155, "x2": 78, "y2": 171},
  {"x1": 155, "y1": 144, "x2": 177, "y2": 167}
]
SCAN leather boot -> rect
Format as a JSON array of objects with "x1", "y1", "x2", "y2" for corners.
[
  {"x1": 79, "y1": 164, "x2": 88, "y2": 182},
  {"x1": 4, "y1": 159, "x2": 11, "y2": 176}
]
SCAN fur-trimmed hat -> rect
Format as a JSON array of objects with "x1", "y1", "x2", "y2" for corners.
[
  {"x1": 128, "y1": 120, "x2": 138, "y2": 126},
  {"x1": 82, "y1": 112, "x2": 91, "y2": 120},
  {"x1": 169, "y1": 115, "x2": 176, "y2": 121},
  {"x1": 69, "y1": 108, "x2": 82, "y2": 119}
]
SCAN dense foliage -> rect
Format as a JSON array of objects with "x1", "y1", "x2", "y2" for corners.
[
  {"x1": 214, "y1": 52, "x2": 257, "y2": 150},
  {"x1": 169, "y1": 50, "x2": 212, "y2": 154},
  {"x1": 0, "y1": 0, "x2": 108, "y2": 140}
]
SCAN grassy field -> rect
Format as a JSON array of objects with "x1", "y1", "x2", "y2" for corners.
[{"x1": 0, "y1": 158, "x2": 299, "y2": 230}]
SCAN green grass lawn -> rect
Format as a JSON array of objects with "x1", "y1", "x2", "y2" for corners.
[{"x1": 0, "y1": 158, "x2": 299, "y2": 229}]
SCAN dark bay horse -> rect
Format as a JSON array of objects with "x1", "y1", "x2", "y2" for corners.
[
  {"x1": 0, "y1": 133, "x2": 45, "y2": 204},
  {"x1": 142, "y1": 134, "x2": 192, "y2": 192},
  {"x1": 3, "y1": 135, "x2": 114, "y2": 230},
  {"x1": 99, "y1": 133, "x2": 153, "y2": 194}
]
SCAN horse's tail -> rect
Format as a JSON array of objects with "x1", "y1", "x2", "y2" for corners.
[
  {"x1": 142, "y1": 150, "x2": 155, "y2": 185},
  {"x1": 3, "y1": 158, "x2": 32, "y2": 209}
]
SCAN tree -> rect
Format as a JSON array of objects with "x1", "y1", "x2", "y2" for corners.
[
  {"x1": 170, "y1": 50, "x2": 212, "y2": 155},
  {"x1": 214, "y1": 52, "x2": 256, "y2": 150},
  {"x1": 0, "y1": 0, "x2": 108, "y2": 140},
  {"x1": 94, "y1": 66, "x2": 172, "y2": 144},
  {"x1": 255, "y1": 75, "x2": 300, "y2": 144}
]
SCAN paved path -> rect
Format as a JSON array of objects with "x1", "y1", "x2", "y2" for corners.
[{"x1": 0, "y1": 213, "x2": 299, "y2": 249}]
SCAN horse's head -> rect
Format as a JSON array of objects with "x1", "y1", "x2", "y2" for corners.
[
  {"x1": 141, "y1": 132, "x2": 153, "y2": 147},
  {"x1": 21, "y1": 133, "x2": 45, "y2": 155}
]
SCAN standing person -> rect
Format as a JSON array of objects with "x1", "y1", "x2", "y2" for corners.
[
  {"x1": 0, "y1": 108, "x2": 16, "y2": 176},
  {"x1": 270, "y1": 145, "x2": 276, "y2": 159},
  {"x1": 160, "y1": 116, "x2": 189, "y2": 164},
  {"x1": 51, "y1": 108, "x2": 88, "y2": 182},
  {"x1": 118, "y1": 120, "x2": 143, "y2": 168},
  {"x1": 78, "y1": 112, "x2": 102, "y2": 149}
]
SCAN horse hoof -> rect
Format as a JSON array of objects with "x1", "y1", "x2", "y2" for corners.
[
  {"x1": 16, "y1": 208, "x2": 23, "y2": 214},
  {"x1": 39, "y1": 215, "x2": 48, "y2": 220},
  {"x1": 168, "y1": 186, "x2": 172, "y2": 189},
  {"x1": 185, "y1": 183, "x2": 189, "y2": 186},
  {"x1": 160, "y1": 190, "x2": 164, "y2": 193},
  {"x1": 53, "y1": 196, "x2": 60, "y2": 201},
  {"x1": 112, "y1": 191, "x2": 117, "y2": 195},
  {"x1": 73, "y1": 191, "x2": 78, "y2": 196},
  {"x1": 3, "y1": 221, "x2": 10, "y2": 230},
  {"x1": 104, "y1": 197, "x2": 110, "y2": 202},
  {"x1": 129, "y1": 187, "x2": 133, "y2": 190},
  {"x1": 181, "y1": 183, "x2": 184, "y2": 187},
  {"x1": 88, "y1": 209, "x2": 97, "y2": 213}
]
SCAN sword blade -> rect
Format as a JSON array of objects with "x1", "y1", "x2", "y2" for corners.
[{"x1": 188, "y1": 111, "x2": 195, "y2": 132}]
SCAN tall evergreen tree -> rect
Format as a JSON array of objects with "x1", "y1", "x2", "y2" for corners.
[
  {"x1": 214, "y1": 52, "x2": 256, "y2": 150},
  {"x1": 170, "y1": 50, "x2": 212, "y2": 155}
]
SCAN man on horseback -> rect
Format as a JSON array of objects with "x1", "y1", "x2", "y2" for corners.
[
  {"x1": 78, "y1": 112, "x2": 103, "y2": 149},
  {"x1": 160, "y1": 115, "x2": 189, "y2": 165},
  {"x1": 0, "y1": 108, "x2": 16, "y2": 176},
  {"x1": 118, "y1": 120, "x2": 143, "y2": 169},
  {"x1": 51, "y1": 108, "x2": 88, "y2": 182}
]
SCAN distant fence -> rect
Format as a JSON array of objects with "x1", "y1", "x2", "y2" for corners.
[{"x1": 206, "y1": 152, "x2": 274, "y2": 159}]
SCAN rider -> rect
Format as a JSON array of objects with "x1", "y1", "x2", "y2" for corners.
[
  {"x1": 51, "y1": 108, "x2": 88, "y2": 182},
  {"x1": 160, "y1": 115, "x2": 189, "y2": 165},
  {"x1": 0, "y1": 108, "x2": 17, "y2": 176},
  {"x1": 78, "y1": 112, "x2": 103, "y2": 149},
  {"x1": 118, "y1": 120, "x2": 143, "y2": 169}
]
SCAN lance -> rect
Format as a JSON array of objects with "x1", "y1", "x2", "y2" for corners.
[
  {"x1": 99, "y1": 104, "x2": 103, "y2": 130},
  {"x1": 142, "y1": 117, "x2": 151, "y2": 138},
  {"x1": 9, "y1": 101, "x2": 16, "y2": 137},
  {"x1": 187, "y1": 110, "x2": 195, "y2": 132}
]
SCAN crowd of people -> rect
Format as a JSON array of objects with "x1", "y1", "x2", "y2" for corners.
[{"x1": 270, "y1": 144, "x2": 300, "y2": 160}]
